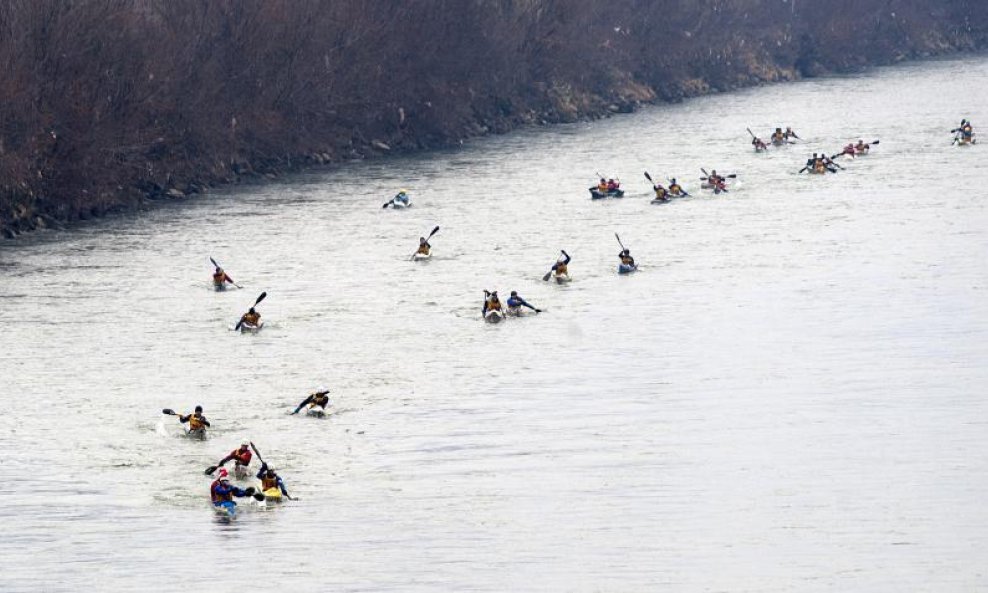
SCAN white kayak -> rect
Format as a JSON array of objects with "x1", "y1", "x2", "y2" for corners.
[
  {"x1": 305, "y1": 405, "x2": 328, "y2": 417},
  {"x1": 185, "y1": 428, "x2": 207, "y2": 441},
  {"x1": 506, "y1": 306, "x2": 525, "y2": 317},
  {"x1": 234, "y1": 464, "x2": 251, "y2": 480},
  {"x1": 553, "y1": 273, "x2": 571, "y2": 284},
  {"x1": 391, "y1": 200, "x2": 411, "y2": 209},
  {"x1": 484, "y1": 309, "x2": 505, "y2": 324},
  {"x1": 412, "y1": 251, "x2": 431, "y2": 261},
  {"x1": 239, "y1": 321, "x2": 263, "y2": 334}
]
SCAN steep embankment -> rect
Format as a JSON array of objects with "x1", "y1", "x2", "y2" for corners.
[{"x1": 1, "y1": 0, "x2": 986, "y2": 238}]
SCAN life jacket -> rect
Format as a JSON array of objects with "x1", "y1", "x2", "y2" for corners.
[
  {"x1": 607, "y1": 181, "x2": 619, "y2": 191},
  {"x1": 261, "y1": 475, "x2": 279, "y2": 491},
  {"x1": 654, "y1": 187, "x2": 667, "y2": 199},
  {"x1": 597, "y1": 182, "x2": 607, "y2": 192},
  {"x1": 772, "y1": 132, "x2": 784, "y2": 142},
  {"x1": 620, "y1": 255, "x2": 634, "y2": 265},
  {"x1": 417, "y1": 243, "x2": 430, "y2": 255},
  {"x1": 554, "y1": 263, "x2": 568, "y2": 276},
  {"x1": 210, "y1": 480, "x2": 232, "y2": 503},
  {"x1": 312, "y1": 393, "x2": 329, "y2": 407},
  {"x1": 487, "y1": 298, "x2": 501, "y2": 311},
  {"x1": 814, "y1": 161, "x2": 825, "y2": 173},
  {"x1": 212, "y1": 271, "x2": 226, "y2": 285},
  {"x1": 188, "y1": 413, "x2": 207, "y2": 431},
  {"x1": 232, "y1": 448, "x2": 252, "y2": 465},
  {"x1": 669, "y1": 184, "x2": 682, "y2": 194},
  {"x1": 243, "y1": 312, "x2": 260, "y2": 326}
]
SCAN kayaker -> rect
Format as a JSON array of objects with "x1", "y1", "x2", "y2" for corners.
[
  {"x1": 216, "y1": 442, "x2": 253, "y2": 474},
  {"x1": 771, "y1": 128, "x2": 786, "y2": 145},
  {"x1": 752, "y1": 136, "x2": 768, "y2": 151},
  {"x1": 416, "y1": 236, "x2": 431, "y2": 257},
  {"x1": 841, "y1": 143, "x2": 856, "y2": 157},
  {"x1": 257, "y1": 462, "x2": 294, "y2": 500},
  {"x1": 596, "y1": 178, "x2": 608, "y2": 192},
  {"x1": 238, "y1": 307, "x2": 261, "y2": 328},
  {"x1": 961, "y1": 121, "x2": 974, "y2": 140},
  {"x1": 553, "y1": 250, "x2": 571, "y2": 277},
  {"x1": 854, "y1": 139, "x2": 870, "y2": 153},
  {"x1": 784, "y1": 127, "x2": 800, "y2": 141},
  {"x1": 606, "y1": 178, "x2": 620, "y2": 192},
  {"x1": 705, "y1": 170, "x2": 726, "y2": 191},
  {"x1": 210, "y1": 469, "x2": 254, "y2": 515},
  {"x1": 291, "y1": 390, "x2": 331, "y2": 415},
  {"x1": 394, "y1": 189, "x2": 410, "y2": 204},
  {"x1": 668, "y1": 179, "x2": 688, "y2": 197},
  {"x1": 619, "y1": 249, "x2": 635, "y2": 267},
  {"x1": 179, "y1": 406, "x2": 210, "y2": 434},
  {"x1": 506, "y1": 291, "x2": 541, "y2": 314},
  {"x1": 821, "y1": 154, "x2": 839, "y2": 172},
  {"x1": 652, "y1": 184, "x2": 669, "y2": 201},
  {"x1": 483, "y1": 290, "x2": 503, "y2": 315},
  {"x1": 212, "y1": 267, "x2": 235, "y2": 289}
]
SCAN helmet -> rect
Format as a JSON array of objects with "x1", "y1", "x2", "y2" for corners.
[
  {"x1": 195, "y1": 405, "x2": 203, "y2": 413},
  {"x1": 399, "y1": 189, "x2": 409, "y2": 194},
  {"x1": 248, "y1": 307, "x2": 256, "y2": 314},
  {"x1": 510, "y1": 291, "x2": 518, "y2": 297},
  {"x1": 217, "y1": 468, "x2": 229, "y2": 480},
  {"x1": 240, "y1": 440, "x2": 250, "y2": 447}
]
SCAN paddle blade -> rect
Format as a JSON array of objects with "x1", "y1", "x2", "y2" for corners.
[
  {"x1": 209, "y1": 257, "x2": 219, "y2": 269},
  {"x1": 254, "y1": 292, "x2": 267, "y2": 306},
  {"x1": 428, "y1": 225, "x2": 440, "y2": 238},
  {"x1": 871, "y1": 139, "x2": 880, "y2": 145},
  {"x1": 727, "y1": 174, "x2": 738, "y2": 179},
  {"x1": 162, "y1": 408, "x2": 176, "y2": 415},
  {"x1": 204, "y1": 465, "x2": 218, "y2": 476},
  {"x1": 643, "y1": 171, "x2": 653, "y2": 183},
  {"x1": 700, "y1": 168, "x2": 709, "y2": 177},
  {"x1": 253, "y1": 492, "x2": 265, "y2": 501},
  {"x1": 542, "y1": 271, "x2": 552, "y2": 282}
]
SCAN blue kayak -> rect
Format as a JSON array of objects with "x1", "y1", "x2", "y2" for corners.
[{"x1": 618, "y1": 263, "x2": 638, "y2": 274}]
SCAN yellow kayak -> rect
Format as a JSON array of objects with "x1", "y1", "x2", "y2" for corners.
[{"x1": 263, "y1": 487, "x2": 283, "y2": 502}]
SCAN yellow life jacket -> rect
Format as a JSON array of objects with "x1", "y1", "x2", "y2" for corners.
[
  {"x1": 243, "y1": 312, "x2": 260, "y2": 325},
  {"x1": 670, "y1": 184, "x2": 682, "y2": 194},
  {"x1": 654, "y1": 187, "x2": 667, "y2": 199},
  {"x1": 188, "y1": 413, "x2": 206, "y2": 431},
  {"x1": 417, "y1": 244, "x2": 430, "y2": 255},
  {"x1": 555, "y1": 263, "x2": 568, "y2": 276},
  {"x1": 261, "y1": 475, "x2": 278, "y2": 491},
  {"x1": 487, "y1": 298, "x2": 501, "y2": 310},
  {"x1": 597, "y1": 182, "x2": 608, "y2": 192}
]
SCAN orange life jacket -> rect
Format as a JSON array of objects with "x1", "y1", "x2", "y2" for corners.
[
  {"x1": 555, "y1": 263, "x2": 568, "y2": 276},
  {"x1": 261, "y1": 475, "x2": 279, "y2": 491},
  {"x1": 188, "y1": 413, "x2": 207, "y2": 431},
  {"x1": 243, "y1": 312, "x2": 260, "y2": 326}
]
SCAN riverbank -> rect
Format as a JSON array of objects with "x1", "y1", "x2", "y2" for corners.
[{"x1": 1, "y1": 1, "x2": 986, "y2": 239}]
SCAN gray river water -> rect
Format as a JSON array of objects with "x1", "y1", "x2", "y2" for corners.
[{"x1": 2, "y1": 56, "x2": 987, "y2": 592}]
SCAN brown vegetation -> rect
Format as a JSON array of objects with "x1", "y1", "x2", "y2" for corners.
[{"x1": 1, "y1": 0, "x2": 986, "y2": 237}]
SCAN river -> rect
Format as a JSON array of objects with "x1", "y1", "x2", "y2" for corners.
[{"x1": 2, "y1": 55, "x2": 987, "y2": 592}]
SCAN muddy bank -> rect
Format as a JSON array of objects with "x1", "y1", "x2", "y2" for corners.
[{"x1": 1, "y1": 1, "x2": 986, "y2": 240}]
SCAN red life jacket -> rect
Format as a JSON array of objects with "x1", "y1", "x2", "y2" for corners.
[{"x1": 231, "y1": 449, "x2": 252, "y2": 465}]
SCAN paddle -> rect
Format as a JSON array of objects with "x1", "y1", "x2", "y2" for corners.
[
  {"x1": 746, "y1": 127, "x2": 756, "y2": 139},
  {"x1": 615, "y1": 233, "x2": 627, "y2": 252},
  {"x1": 209, "y1": 257, "x2": 242, "y2": 288},
  {"x1": 162, "y1": 408, "x2": 177, "y2": 416},
  {"x1": 644, "y1": 171, "x2": 653, "y2": 184},
  {"x1": 251, "y1": 441, "x2": 294, "y2": 501},
  {"x1": 382, "y1": 198, "x2": 394, "y2": 209},
  {"x1": 410, "y1": 226, "x2": 439, "y2": 260},
  {"x1": 234, "y1": 292, "x2": 267, "y2": 331}
]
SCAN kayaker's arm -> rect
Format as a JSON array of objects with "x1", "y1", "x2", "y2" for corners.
[
  {"x1": 178, "y1": 414, "x2": 190, "y2": 424},
  {"x1": 257, "y1": 462, "x2": 268, "y2": 480},
  {"x1": 277, "y1": 477, "x2": 292, "y2": 499},
  {"x1": 201, "y1": 417, "x2": 211, "y2": 428},
  {"x1": 291, "y1": 395, "x2": 315, "y2": 415},
  {"x1": 519, "y1": 298, "x2": 537, "y2": 311}
]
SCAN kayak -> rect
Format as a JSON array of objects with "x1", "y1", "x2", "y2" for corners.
[
  {"x1": 214, "y1": 283, "x2": 227, "y2": 292},
  {"x1": 650, "y1": 197, "x2": 670, "y2": 205},
  {"x1": 412, "y1": 252, "x2": 431, "y2": 261},
  {"x1": 262, "y1": 487, "x2": 283, "y2": 503},
  {"x1": 186, "y1": 428, "x2": 207, "y2": 441},
  {"x1": 618, "y1": 263, "x2": 638, "y2": 274},
  {"x1": 957, "y1": 137, "x2": 976, "y2": 146},
  {"x1": 240, "y1": 321, "x2": 263, "y2": 334},
  {"x1": 234, "y1": 464, "x2": 250, "y2": 480},
  {"x1": 389, "y1": 195, "x2": 411, "y2": 209},
  {"x1": 306, "y1": 405, "x2": 327, "y2": 418},
  {"x1": 213, "y1": 504, "x2": 237, "y2": 518},
  {"x1": 484, "y1": 309, "x2": 505, "y2": 324},
  {"x1": 553, "y1": 273, "x2": 571, "y2": 284},
  {"x1": 589, "y1": 188, "x2": 625, "y2": 200}
]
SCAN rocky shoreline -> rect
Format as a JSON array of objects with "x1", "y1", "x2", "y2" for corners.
[{"x1": 1, "y1": 1, "x2": 985, "y2": 241}]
